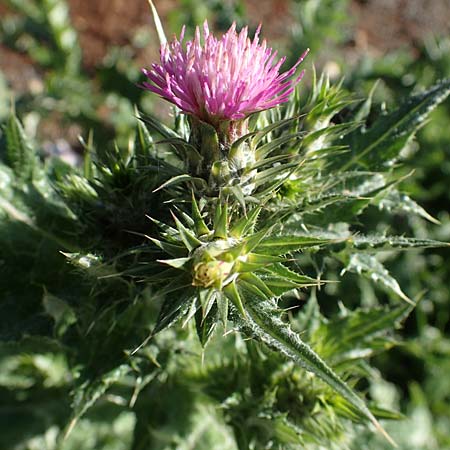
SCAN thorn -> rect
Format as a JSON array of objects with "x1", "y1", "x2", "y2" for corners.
[
  {"x1": 147, "y1": 0, "x2": 167, "y2": 45},
  {"x1": 63, "y1": 418, "x2": 77, "y2": 441},
  {"x1": 131, "y1": 331, "x2": 154, "y2": 355},
  {"x1": 373, "y1": 417, "x2": 398, "y2": 448}
]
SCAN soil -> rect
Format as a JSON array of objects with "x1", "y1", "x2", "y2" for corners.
[{"x1": 351, "y1": 0, "x2": 450, "y2": 55}]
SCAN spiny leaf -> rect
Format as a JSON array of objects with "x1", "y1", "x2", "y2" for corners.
[
  {"x1": 198, "y1": 288, "x2": 216, "y2": 319},
  {"x1": 254, "y1": 161, "x2": 299, "y2": 188},
  {"x1": 191, "y1": 192, "x2": 210, "y2": 236},
  {"x1": 324, "y1": 171, "x2": 387, "y2": 197},
  {"x1": 250, "y1": 153, "x2": 296, "y2": 171},
  {"x1": 255, "y1": 132, "x2": 303, "y2": 160},
  {"x1": 153, "y1": 174, "x2": 207, "y2": 192},
  {"x1": 247, "y1": 253, "x2": 286, "y2": 265},
  {"x1": 354, "y1": 80, "x2": 379, "y2": 123},
  {"x1": 302, "y1": 122, "x2": 358, "y2": 149},
  {"x1": 140, "y1": 113, "x2": 180, "y2": 140},
  {"x1": 154, "y1": 290, "x2": 196, "y2": 334},
  {"x1": 315, "y1": 302, "x2": 415, "y2": 362},
  {"x1": 224, "y1": 184, "x2": 247, "y2": 212},
  {"x1": 134, "y1": 108, "x2": 154, "y2": 158},
  {"x1": 234, "y1": 287, "x2": 394, "y2": 445},
  {"x1": 347, "y1": 235, "x2": 448, "y2": 252},
  {"x1": 65, "y1": 364, "x2": 131, "y2": 439},
  {"x1": 242, "y1": 227, "x2": 275, "y2": 254},
  {"x1": 297, "y1": 196, "x2": 373, "y2": 226},
  {"x1": 376, "y1": 190, "x2": 440, "y2": 224},
  {"x1": 254, "y1": 236, "x2": 331, "y2": 256},
  {"x1": 148, "y1": 237, "x2": 187, "y2": 258},
  {"x1": 147, "y1": 215, "x2": 179, "y2": 237},
  {"x1": 156, "y1": 137, "x2": 203, "y2": 165},
  {"x1": 257, "y1": 262, "x2": 322, "y2": 295},
  {"x1": 223, "y1": 281, "x2": 246, "y2": 318},
  {"x1": 264, "y1": 263, "x2": 321, "y2": 285},
  {"x1": 216, "y1": 292, "x2": 229, "y2": 328},
  {"x1": 157, "y1": 256, "x2": 191, "y2": 269},
  {"x1": 3, "y1": 114, "x2": 37, "y2": 181},
  {"x1": 338, "y1": 79, "x2": 450, "y2": 170},
  {"x1": 195, "y1": 303, "x2": 217, "y2": 347},
  {"x1": 214, "y1": 201, "x2": 228, "y2": 239},
  {"x1": 343, "y1": 253, "x2": 414, "y2": 305},
  {"x1": 230, "y1": 206, "x2": 261, "y2": 238},
  {"x1": 235, "y1": 256, "x2": 281, "y2": 273},
  {"x1": 171, "y1": 211, "x2": 202, "y2": 251},
  {"x1": 239, "y1": 272, "x2": 274, "y2": 299},
  {"x1": 251, "y1": 115, "x2": 302, "y2": 148},
  {"x1": 258, "y1": 276, "x2": 314, "y2": 297}
]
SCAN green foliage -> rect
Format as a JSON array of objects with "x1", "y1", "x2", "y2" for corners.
[
  {"x1": 0, "y1": 0, "x2": 146, "y2": 148},
  {"x1": 0, "y1": 62, "x2": 448, "y2": 448},
  {"x1": 1, "y1": 2, "x2": 450, "y2": 448},
  {"x1": 340, "y1": 30, "x2": 450, "y2": 449}
]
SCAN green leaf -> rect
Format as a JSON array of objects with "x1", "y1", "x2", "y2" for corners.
[
  {"x1": 315, "y1": 303, "x2": 414, "y2": 362},
  {"x1": 196, "y1": 303, "x2": 217, "y2": 347},
  {"x1": 216, "y1": 293, "x2": 229, "y2": 328},
  {"x1": 353, "y1": 80, "x2": 379, "y2": 123},
  {"x1": 153, "y1": 174, "x2": 207, "y2": 192},
  {"x1": 191, "y1": 192, "x2": 210, "y2": 236},
  {"x1": 234, "y1": 253, "x2": 285, "y2": 273},
  {"x1": 250, "y1": 153, "x2": 296, "y2": 171},
  {"x1": 251, "y1": 115, "x2": 302, "y2": 148},
  {"x1": 42, "y1": 290, "x2": 77, "y2": 338},
  {"x1": 234, "y1": 287, "x2": 392, "y2": 444},
  {"x1": 157, "y1": 257, "x2": 192, "y2": 269},
  {"x1": 241, "y1": 227, "x2": 274, "y2": 254},
  {"x1": 254, "y1": 236, "x2": 331, "y2": 256},
  {"x1": 223, "y1": 281, "x2": 246, "y2": 318},
  {"x1": 255, "y1": 132, "x2": 303, "y2": 160},
  {"x1": 254, "y1": 161, "x2": 299, "y2": 188},
  {"x1": 302, "y1": 122, "x2": 357, "y2": 149},
  {"x1": 171, "y1": 211, "x2": 202, "y2": 251},
  {"x1": 224, "y1": 184, "x2": 247, "y2": 213},
  {"x1": 2, "y1": 114, "x2": 37, "y2": 181},
  {"x1": 153, "y1": 290, "x2": 196, "y2": 334},
  {"x1": 140, "y1": 113, "x2": 180, "y2": 140},
  {"x1": 230, "y1": 206, "x2": 261, "y2": 238},
  {"x1": 338, "y1": 79, "x2": 450, "y2": 170},
  {"x1": 343, "y1": 253, "x2": 414, "y2": 304},
  {"x1": 348, "y1": 235, "x2": 448, "y2": 252},
  {"x1": 214, "y1": 201, "x2": 228, "y2": 239},
  {"x1": 66, "y1": 364, "x2": 131, "y2": 439},
  {"x1": 134, "y1": 110, "x2": 154, "y2": 158},
  {"x1": 258, "y1": 264, "x2": 321, "y2": 296},
  {"x1": 295, "y1": 195, "x2": 372, "y2": 226},
  {"x1": 157, "y1": 137, "x2": 204, "y2": 165},
  {"x1": 149, "y1": 237, "x2": 187, "y2": 258},
  {"x1": 376, "y1": 190, "x2": 440, "y2": 224},
  {"x1": 265, "y1": 263, "x2": 321, "y2": 285},
  {"x1": 239, "y1": 272, "x2": 274, "y2": 299}
]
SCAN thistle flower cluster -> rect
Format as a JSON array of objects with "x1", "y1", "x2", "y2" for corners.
[{"x1": 142, "y1": 21, "x2": 308, "y2": 127}]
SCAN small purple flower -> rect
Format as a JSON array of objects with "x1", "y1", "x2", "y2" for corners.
[{"x1": 142, "y1": 21, "x2": 308, "y2": 126}]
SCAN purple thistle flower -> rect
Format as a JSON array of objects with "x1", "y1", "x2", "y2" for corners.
[{"x1": 142, "y1": 21, "x2": 308, "y2": 126}]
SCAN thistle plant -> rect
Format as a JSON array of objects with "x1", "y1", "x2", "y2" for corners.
[{"x1": 1, "y1": 7, "x2": 450, "y2": 450}]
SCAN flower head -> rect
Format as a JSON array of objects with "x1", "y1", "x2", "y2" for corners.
[{"x1": 142, "y1": 21, "x2": 308, "y2": 126}]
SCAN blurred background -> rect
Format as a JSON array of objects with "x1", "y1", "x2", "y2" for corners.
[
  {"x1": 1, "y1": 0, "x2": 449, "y2": 448},
  {"x1": 1, "y1": 0, "x2": 449, "y2": 153}
]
